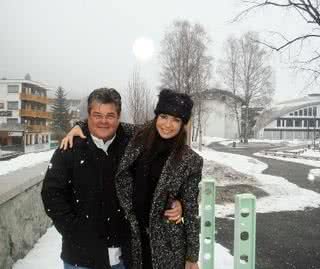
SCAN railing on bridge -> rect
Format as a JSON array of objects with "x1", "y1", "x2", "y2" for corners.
[{"x1": 200, "y1": 177, "x2": 256, "y2": 269}]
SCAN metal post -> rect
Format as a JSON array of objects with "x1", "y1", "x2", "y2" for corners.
[
  {"x1": 200, "y1": 177, "x2": 216, "y2": 269},
  {"x1": 234, "y1": 194, "x2": 256, "y2": 269}
]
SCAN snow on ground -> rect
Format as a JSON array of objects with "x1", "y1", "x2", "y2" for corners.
[
  {"x1": 197, "y1": 147, "x2": 320, "y2": 217},
  {"x1": 301, "y1": 149, "x2": 320, "y2": 157},
  {"x1": 13, "y1": 227, "x2": 63, "y2": 269},
  {"x1": 13, "y1": 226, "x2": 233, "y2": 269},
  {"x1": 201, "y1": 136, "x2": 228, "y2": 146},
  {"x1": 0, "y1": 150, "x2": 55, "y2": 176},
  {"x1": 254, "y1": 152, "x2": 320, "y2": 167}
]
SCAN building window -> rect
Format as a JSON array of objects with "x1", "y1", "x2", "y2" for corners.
[
  {"x1": 304, "y1": 120, "x2": 308, "y2": 127},
  {"x1": 295, "y1": 119, "x2": 302, "y2": 127},
  {"x1": 304, "y1": 108, "x2": 308, "y2": 116},
  {"x1": 7, "y1": 101, "x2": 19, "y2": 110},
  {"x1": 286, "y1": 119, "x2": 293, "y2": 127},
  {"x1": 289, "y1": 113, "x2": 293, "y2": 116},
  {"x1": 294, "y1": 111, "x2": 298, "y2": 116},
  {"x1": 7, "y1": 85, "x2": 19, "y2": 93},
  {"x1": 277, "y1": 119, "x2": 281, "y2": 127},
  {"x1": 0, "y1": 102, "x2": 4, "y2": 109},
  {"x1": 313, "y1": 107, "x2": 317, "y2": 116},
  {"x1": 299, "y1": 110, "x2": 303, "y2": 116},
  {"x1": 310, "y1": 119, "x2": 316, "y2": 127},
  {"x1": 7, "y1": 118, "x2": 18, "y2": 124},
  {"x1": 309, "y1": 107, "x2": 312, "y2": 116}
]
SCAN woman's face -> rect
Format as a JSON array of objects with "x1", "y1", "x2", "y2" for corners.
[{"x1": 156, "y1": 114, "x2": 183, "y2": 139}]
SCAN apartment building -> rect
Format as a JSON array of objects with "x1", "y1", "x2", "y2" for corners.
[{"x1": 0, "y1": 79, "x2": 52, "y2": 153}]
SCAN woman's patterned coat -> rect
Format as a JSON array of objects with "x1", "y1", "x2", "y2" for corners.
[{"x1": 116, "y1": 139, "x2": 203, "y2": 269}]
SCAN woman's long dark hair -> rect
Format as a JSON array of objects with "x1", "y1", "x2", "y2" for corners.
[{"x1": 132, "y1": 117, "x2": 187, "y2": 161}]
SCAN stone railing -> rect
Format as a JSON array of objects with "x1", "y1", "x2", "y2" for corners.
[{"x1": 0, "y1": 162, "x2": 52, "y2": 269}]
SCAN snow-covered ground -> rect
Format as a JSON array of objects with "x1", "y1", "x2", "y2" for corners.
[
  {"x1": 254, "y1": 152, "x2": 320, "y2": 167},
  {"x1": 196, "y1": 147, "x2": 320, "y2": 217},
  {"x1": 0, "y1": 150, "x2": 55, "y2": 176},
  {"x1": 9, "y1": 137, "x2": 320, "y2": 269}
]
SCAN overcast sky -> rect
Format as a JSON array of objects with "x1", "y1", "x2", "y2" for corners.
[{"x1": 0, "y1": 0, "x2": 317, "y2": 103}]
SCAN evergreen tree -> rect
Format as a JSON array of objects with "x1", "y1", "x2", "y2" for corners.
[{"x1": 51, "y1": 86, "x2": 71, "y2": 141}]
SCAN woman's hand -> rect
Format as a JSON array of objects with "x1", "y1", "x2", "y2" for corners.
[
  {"x1": 60, "y1": 125, "x2": 86, "y2": 150},
  {"x1": 164, "y1": 200, "x2": 183, "y2": 224},
  {"x1": 185, "y1": 261, "x2": 199, "y2": 269}
]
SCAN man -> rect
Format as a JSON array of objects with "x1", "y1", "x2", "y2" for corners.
[
  {"x1": 42, "y1": 88, "x2": 132, "y2": 269},
  {"x1": 41, "y1": 88, "x2": 181, "y2": 269}
]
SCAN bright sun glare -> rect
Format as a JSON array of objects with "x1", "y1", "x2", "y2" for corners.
[{"x1": 132, "y1": 37, "x2": 154, "y2": 62}]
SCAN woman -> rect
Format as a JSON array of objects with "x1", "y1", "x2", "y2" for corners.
[{"x1": 115, "y1": 89, "x2": 203, "y2": 269}]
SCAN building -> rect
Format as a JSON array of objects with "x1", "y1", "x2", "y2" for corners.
[
  {"x1": 254, "y1": 93, "x2": 320, "y2": 140},
  {"x1": 0, "y1": 79, "x2": 52, "y2": 153},
  {"x1": 200, "y1": 88, "x2": 243, "y2": 139}
]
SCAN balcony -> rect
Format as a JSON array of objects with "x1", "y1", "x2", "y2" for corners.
[
  {"x1": 25, "y1": 125, "x2": 50, "y2": 132},
  {"x1": 20, "y1": 93, "x2": 49, "y2": 104},
  {"x1": 20, "y1": 109, "x2": 52, "y2": 119}
]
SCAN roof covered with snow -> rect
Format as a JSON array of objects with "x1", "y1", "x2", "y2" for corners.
[
  {"x1": 200, "y1": 88, "x2": 244, "y2": 104},
  {"x1": 254, "y1": 94, "x2": 320, "y2": 131}
]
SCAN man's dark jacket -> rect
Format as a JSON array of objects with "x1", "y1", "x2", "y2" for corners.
[{"x1": 41, "y1": 123, "x2": 135, "y2": 269}]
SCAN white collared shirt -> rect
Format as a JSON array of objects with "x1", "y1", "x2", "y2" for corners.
[
  {"x1": 89, "y1": 133, "x2": 121, "y2": 265},
  {"x1": 90, "y1": 134, "x2": 116, "y2": 155}
]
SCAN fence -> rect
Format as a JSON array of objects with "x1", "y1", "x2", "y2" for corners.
[{"x1": 200, "y1": 177, "x2": 256, "y2": 269}]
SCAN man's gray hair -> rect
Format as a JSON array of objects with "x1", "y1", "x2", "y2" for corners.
[{"x1": 87, "y1": 88, "x2": 122, "y2": 114}]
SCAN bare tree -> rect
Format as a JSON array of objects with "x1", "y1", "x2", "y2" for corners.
[
  {"x1": 219, "y1": 32, "x2": 274, "y2": 143},
  {"x1": 236, "y1": 0, "x2": 320, "y2": 83},
  {"x1": 126, "y1": 69, "x2": 154, "y2": 124},
  {"x1": 159, "y1": 20, "x2": 212, "y2": 147},
  {"x1": 218, "y1": 36, "x2": 242, "y2": 139}
]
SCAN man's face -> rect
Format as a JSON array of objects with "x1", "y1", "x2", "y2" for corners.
[{"x1": 87, "y1": 101, "x2": 120, "y2": 141}]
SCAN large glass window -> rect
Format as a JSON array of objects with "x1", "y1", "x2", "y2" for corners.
[
  {"x1": 304, "y1": 108, "x2": 308, "y2": 116},
  {"x1": 295, "y1": 119, "x2": 302, "y2": 127},
  {"x1": 310, "y1": 119, "x2": 316, "y2": 127},
  {"x1": 313, "y1": 107, "x2": 317, "y2": 116},
  {"x1": 286, "y1": 119, "x2": 293, "y2": 127},
  {"x1": 299, "y1": 110, "x2": 303, "y2": 116},
  {"x1": 304, "y1": 120, "x2": 308, "y2": 127},
  {"x1": 7, "y1": 101, "x2": 19, "y2": 110},
  {"x1": 7, "y1": 85, "x2": 19, "y2": 93},
  {"x1": 309, "y1": 107, "x2": 312, "y2": 116},
  {"x1": 7, "y1": 118, "x2": 18, "y2": 124},
  {"x1": 277, "y1": 119, "x2": 281, "y2": 127}
]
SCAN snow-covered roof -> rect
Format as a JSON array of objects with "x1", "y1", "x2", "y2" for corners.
[
  {"x1": 200, "y1": 88, "x2": 244, "y2": 103},
  {"x1": 0, "y1": 79, "x2": 54, "y2": 91},
  {"x1": 254, "y1": 94, "x2": 320, "y2": 131}
]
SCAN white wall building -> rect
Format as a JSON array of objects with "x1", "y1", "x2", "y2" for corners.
[
  {"x1": 254, "y1": 94, "x2": 320, "y2": 140},
  {"x1": 200, "y1": 89, "x2": 243, "y2": 139}
]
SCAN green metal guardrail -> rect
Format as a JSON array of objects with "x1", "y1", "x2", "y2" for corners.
[
  {"x1": 200, "y1": 177, "x2": 216, "y2": 269},
  {"x1": 200, "y1": 178, "x2": 257, "y2": 269},
  {"x1": 234, "y1": 194, "x2": 256, "y2": 269}
]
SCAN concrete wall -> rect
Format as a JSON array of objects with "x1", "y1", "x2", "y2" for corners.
[{"x1": 0, "y1": 162, "x2": 51, "y2": 269}]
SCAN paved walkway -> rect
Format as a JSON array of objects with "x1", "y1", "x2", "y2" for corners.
[{"x1": 209, "y1": 142, "x2": 320, "y2": 269}]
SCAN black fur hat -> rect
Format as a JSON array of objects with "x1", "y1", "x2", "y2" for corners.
[{"x1": 154, "y1": 89, "x2": 193, "y2": 124}]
